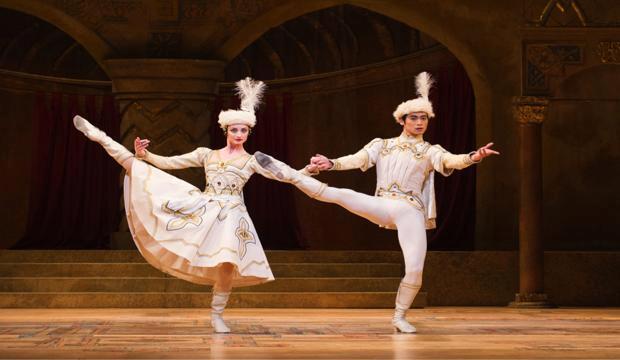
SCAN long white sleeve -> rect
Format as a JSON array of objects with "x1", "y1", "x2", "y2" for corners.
[
  {"x1": 428, "y1": 144, "x2": 478, "y2": 176},
  {"x1": 138, "y1": 147, "x2": 210, "y2": 169},
  {"x1": 329, "y1": 138, "x2": 383, "y2": 172}
]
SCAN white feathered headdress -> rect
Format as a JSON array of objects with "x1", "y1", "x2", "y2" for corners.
[
  {"x1": 392, "y1": 72, "x2": 435, "y2": 122},
  {"x1": 218, "y1": 77, "x2": 266, "y2": 129}
]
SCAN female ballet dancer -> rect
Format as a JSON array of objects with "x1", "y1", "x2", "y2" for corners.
[{"x1": 73, "y1": 78, "x2": 313, "y2": 333}]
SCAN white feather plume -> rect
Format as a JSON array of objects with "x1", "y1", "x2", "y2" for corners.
[
  {"x1": 235, "y1": 77, "x2": 266, "y2": 113},
  {"x1": 415, "y1": 72, "x2": 434, "y2": 100}
]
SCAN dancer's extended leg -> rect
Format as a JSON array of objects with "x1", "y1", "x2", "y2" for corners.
[
  {"x1": 73, "y1": 115, "x2": 134, "y2": 173},
  {"x1": 254, "y1": 151, "x2": 392, "y2": 226}
]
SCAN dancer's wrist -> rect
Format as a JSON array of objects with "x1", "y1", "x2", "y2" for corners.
[
  {"x1": 136, "y1": 150, "x2": 148, "y2": 159},
  {"x1": 468, "y1": 151, "x2": 482, "y2": 163},
  {"x1": 304, "y1": 165, "x2": 320, "y2": 175}
]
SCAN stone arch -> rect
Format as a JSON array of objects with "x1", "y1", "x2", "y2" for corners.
[
  {"x1": 0, "y1": 0, "x2": 114, "y2": 73},
  {"x1": 215, "y1": 0, "x2": 495, "y2": 246},
  {"x1": 215, "y1": 0, "x2": 493, "y2": 146}
]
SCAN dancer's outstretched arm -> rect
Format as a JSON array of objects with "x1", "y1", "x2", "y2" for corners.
[
  {"x1": 134, "y1": 137, "x2": 210, "y2": 169},
  {"x1": 430, "y1": 142, "x2": 499, "y2": 175},
  {"x1": 311, "y1": 138, "x2": 383, "y2": 172}
]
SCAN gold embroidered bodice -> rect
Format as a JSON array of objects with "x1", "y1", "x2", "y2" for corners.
[
  {"x1": 138, "y1": 147, "x2": 280, "y2": 200},
  {"x1": 204, "y1": 151, "x2": 252, "y2": 196}
]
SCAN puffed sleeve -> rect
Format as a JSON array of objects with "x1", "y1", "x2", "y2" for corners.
[
  {"x1": 137, "y1": 147, "x2": 210, "y2": 169},
  {"x1": 428, "y1": 144, "x2": 479, "y2": 176},
  {"x1": 329, "y1": 138, "x2": 383, "y2": 172}
]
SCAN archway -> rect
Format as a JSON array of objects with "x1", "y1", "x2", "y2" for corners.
[
  {"x1": 215, "y1": 0, "x2": 491, "y2": 124},
  {"x1": 0, "y1": 6, "x2": 116, "y2": 249},
  {"x1": 215, "y1": 0, "x2": 495, "y2": 248},
  {"x1": 215, "y1": 4, "x2": 481, "y2": 250},
  {"x1": 0, "y1": 0, "x2": 114, "y2": 72}
]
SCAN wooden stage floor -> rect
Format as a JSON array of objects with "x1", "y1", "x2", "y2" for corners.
[{"x1": 0, "y1": 308, "x2": 618, "y2": 359}]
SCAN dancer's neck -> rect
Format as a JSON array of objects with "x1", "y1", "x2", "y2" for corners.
[
  {"x1": 399, "y1": 131, "x2": 424, "y2": 142},
  {"x1": 221, "y1": 143, "x2": 246, "y2": 155}
]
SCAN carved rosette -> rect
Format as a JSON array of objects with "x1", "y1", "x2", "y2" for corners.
[{"x1": 513, "y1": 96, "x2": 549, "y2": 125}]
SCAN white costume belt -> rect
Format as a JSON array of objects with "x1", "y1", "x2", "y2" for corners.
[{"x1": 375, "y1": 188, "x2": 424, "y2": 210}]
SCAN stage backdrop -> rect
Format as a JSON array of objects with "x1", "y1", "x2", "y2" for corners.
[{"x1": 15, "y1": 63, "x2": 474, "y2": 250}]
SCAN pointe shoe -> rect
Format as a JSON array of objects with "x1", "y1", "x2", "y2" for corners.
[
  {"x1": 73, "y1": 115, "x2": 133, "y2": 164},
  {"x1": 254, "y1": 151, "x2": 327, "y2": 198},
  {"x1": 211, "y1": 314, "x2": 231, "y2": 333},
  {"x1": 392, "y1": 316, "x2": 417, "y2": 333},
  {"x1": 73, "y1": 115, "x2": 105, "y2": 142}
]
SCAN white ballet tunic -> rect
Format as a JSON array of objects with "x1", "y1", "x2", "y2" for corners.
[{"x1": 123, "y1": 147, "x2": 275, "y2": 287}]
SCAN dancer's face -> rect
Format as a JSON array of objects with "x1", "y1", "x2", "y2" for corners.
[
  {"x1": 226, "y1": 124, "x2": 250, "y2": 146},
  {"x1": 402, "y1": 112, "x2": 428, "y2": 136}
]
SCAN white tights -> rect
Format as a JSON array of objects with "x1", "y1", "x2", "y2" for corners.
[{"x1": 315, "y1": 186, "x2": 427, "y2": 285}]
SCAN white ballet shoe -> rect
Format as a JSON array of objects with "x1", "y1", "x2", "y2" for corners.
[
  {"x1": 211, "y1": 291, "x2": 232, "y2": 333},
  {"x1": 73, "y1": 114, "x2": 133, "y2": 164},
  {"x1": 392, "y1": 281, "x2": 421, "y2": 334},
  {"x1": 211, "y1": 314, "x2": 231, "y2": 333},
  {"x1": 254, "y1": 151, "x2": 327, "y2": 198},
  {"x1": 392, "y1": 315, "x2": 417, "y2": 333},
  {"x1": 73, "y1": 115, "x2": 105, "y2": 142}
]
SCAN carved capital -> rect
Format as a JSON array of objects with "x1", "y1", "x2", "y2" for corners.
[
  {"x1": 598, "y1": 41, "x2": 620, "y2": 64},
  {"x1": 513, "y1": 96, "x2": 549, "y2": 125}
]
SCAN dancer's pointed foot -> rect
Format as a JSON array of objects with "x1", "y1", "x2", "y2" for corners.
[
  {"x1": 211, "y1": 315, "x2": 231, "y2": 333},
  {"x1": 254, "y1": 151, "x2": 327, "y2": 197},
  {"x1": 392, "y1": 317, "x2": 417, "y2": 333},
  {"x1": 73, "y1": 115, "x2": 105, "y2": 142}
]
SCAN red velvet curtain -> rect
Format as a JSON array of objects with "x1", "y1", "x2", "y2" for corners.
[
  {"x1": 14, "y1": 93, "x2": 121, "y2": 249},
  {"x1": 425, "y1": 63, "x2": 476, "y2": 250},
  {"x1": 210, "y1": 93, "x2": 304, "y2": 249}
]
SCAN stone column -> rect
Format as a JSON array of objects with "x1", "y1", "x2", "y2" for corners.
[
  {"x1": 509, "y1": 96, "x2": 554, "y2": 308},
  {"x1": 104, "y1": 59, "x2": 226, "y2": 248}
]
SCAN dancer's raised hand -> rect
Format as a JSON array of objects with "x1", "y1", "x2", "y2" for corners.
[
  {"x1": 471, "y1": 142, "x2": 500, "y2": 162},
  {"x1": 134, "y1": 137, "x2": 150, "y2": 157},
  {"x1": 310, "y1": 154, "x2": 333, "y2": 170}
]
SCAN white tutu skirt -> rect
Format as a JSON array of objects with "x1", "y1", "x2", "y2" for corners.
[{"x1": 123, "y1": 160, "x2": 274, "y2": 287}]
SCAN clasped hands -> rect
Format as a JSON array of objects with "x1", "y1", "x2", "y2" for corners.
[{"x1": 305, "y1": 154, "x2": 332, "y2": 174}]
